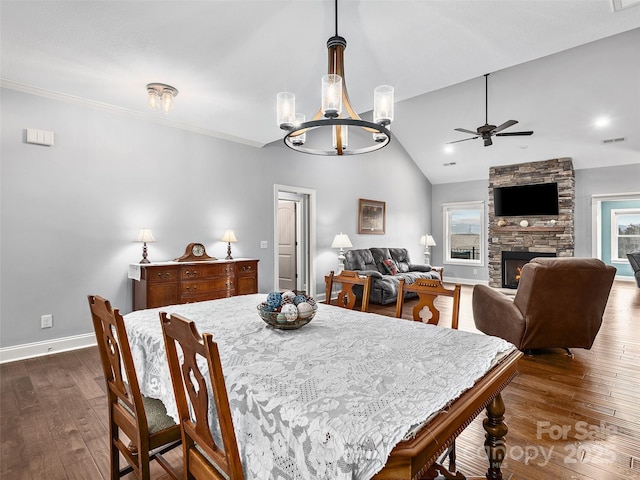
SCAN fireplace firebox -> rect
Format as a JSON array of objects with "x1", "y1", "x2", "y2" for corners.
[{"x1": 501, "y1": 251, "x2": 556, "y2": 289}]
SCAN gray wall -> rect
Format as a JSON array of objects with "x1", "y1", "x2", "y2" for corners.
[
  {"x1": 431, "y1": 180, "x2": 489, "y2": 283},
  {"x1": 0, "y1": 88, "x2": 432, "y2": 349},
  {"x1": 574, "y1": 163, "x2": 640, "y2": 257},
  {"x1": 432, "y1": 163, "x2": 640, "y2": 283}
]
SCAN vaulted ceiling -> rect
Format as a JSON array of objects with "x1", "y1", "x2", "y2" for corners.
[{"x1": 2, "y1": 1, "x2": 639, "y2": 184}]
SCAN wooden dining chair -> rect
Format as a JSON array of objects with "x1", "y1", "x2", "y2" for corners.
[
  {"x1": 87, "y1": 295, "x2": 181, "y2": 480},
  {"x1": 160, "y1": 311, "x2": 244, "y2": 480},
  {"x1": 394, "y1": 279, "x2": 462, "y2": 473},
  {"x1": 395, "y1": 278, "x2": 462, "y2": 329},
  {"x1": 325, "y1": 270, "x2": 372, "y2": 312}
]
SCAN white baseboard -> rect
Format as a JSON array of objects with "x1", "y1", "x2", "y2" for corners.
[
  {"x1": 615, "y1": 275, "x2": 635, "y2": 282},
  {"x1": 444, "y1": 277, "x2": 489, "y2": 286},
  {"x1": 0, "y1": 333, "x2": 97, "y2": 364}
]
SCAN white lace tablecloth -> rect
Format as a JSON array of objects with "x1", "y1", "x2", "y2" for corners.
[{"x1": 124, "y1": 294, "x2": 514, "y2": 480}]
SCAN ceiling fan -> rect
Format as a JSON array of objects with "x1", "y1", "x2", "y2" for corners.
[{"x1": 448, "y1": 73, "x2": 533, "y2": 147}]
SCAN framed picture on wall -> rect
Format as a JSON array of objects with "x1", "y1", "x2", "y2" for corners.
[{"x1": 358, "y1": 198, "x2": 385, "y2": 234}]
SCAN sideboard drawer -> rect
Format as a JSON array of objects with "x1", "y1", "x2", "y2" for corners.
[
  {"x1": 181, "y1": 263, "x2": 234, "y2": 279},
  {"x1": 146, "y1": 267, "x2": 179, "y2": 284},
  {"x1": 180, "y1": 279, "x2": 234, "y2": 295},
  {"x1": 236, "y1": 261, "x2": 257, "y2": 275},
  {"x1": 181, "y1": 290, "x2": 229, "y2": 304}
]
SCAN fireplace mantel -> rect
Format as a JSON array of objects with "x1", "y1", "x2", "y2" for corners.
[{"x1": 493, "y1": 226, "x2": 565, "y2": 232}]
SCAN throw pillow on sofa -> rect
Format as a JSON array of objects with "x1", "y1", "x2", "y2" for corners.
[{"x1": 382, "y1": 259, "x2": 398, "y2": 275}]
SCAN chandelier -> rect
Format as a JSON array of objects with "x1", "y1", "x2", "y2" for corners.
[
  {"x1": 146, "y1": 83, "x2": 178, "y2": 114},
  {"x1": 276, "y1": 0, "x2": 394, "y2": 156}
]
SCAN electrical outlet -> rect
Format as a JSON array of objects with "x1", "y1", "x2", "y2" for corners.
[
  {"x1": 41, "y1": 314, "x2": 53, "y2": 328},
  {"x1": 473, "y1": 269, "x2": 478, "y2": 275}
]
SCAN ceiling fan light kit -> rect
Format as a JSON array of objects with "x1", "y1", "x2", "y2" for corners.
[
  {"x1": 276, "y1": 0, "x2": 394, "y2": 156},
  {"x1": 448, "y1": 73, "x2": 533, "y2": 147}
]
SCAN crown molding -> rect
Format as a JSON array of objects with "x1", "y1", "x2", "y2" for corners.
[{"x1": 0, "y1": 78, "x2": 264, "y2": 148}]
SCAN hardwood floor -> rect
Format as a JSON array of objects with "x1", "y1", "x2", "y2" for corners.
[{"x1": 1, "y1": 281, "x2": 638, "y2": 479}]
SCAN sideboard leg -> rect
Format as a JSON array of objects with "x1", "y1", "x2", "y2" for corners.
[{"x1": 483, "y1": 393, "x2": 508, "y2": 480}]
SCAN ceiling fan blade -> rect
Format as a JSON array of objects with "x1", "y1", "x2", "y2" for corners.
[
  {"x1": 446, "y1": 137, "x2": 478, "y2": 144},
  {"x1": 496, "y1": 131, "x2": 534, "y2": 137},
  {"x1": 492, "y1": 120, "x2": 518, "y2": 134},
  {"x1": 454, "y1": 128, "x2": 479, "y2": 135}
]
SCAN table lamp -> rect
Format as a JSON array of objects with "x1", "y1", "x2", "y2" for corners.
[
  {"x1": 135, "y1": 228, "x2": 156, "y2": 264},
  {"x1": 419, "y1": 234, "x2": 436, "y2": 265},
  {"x1": 331, "y1": 233, "x2": 353, "y2": 272},
  {"x1": 221, "y1": 229, "x2": 238, "y2": 260}
]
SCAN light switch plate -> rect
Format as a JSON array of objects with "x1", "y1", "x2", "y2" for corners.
[{"x1": 26, "y1": 128, "x2": 54, "y2": 146}]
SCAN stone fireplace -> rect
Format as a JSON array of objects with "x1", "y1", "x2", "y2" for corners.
[
  {"x1": 488, "y1": 158, "x2": 575, "y2": 288},
  {"x1": 501, "y1": 251, "x2": 556, "y2": 288}
]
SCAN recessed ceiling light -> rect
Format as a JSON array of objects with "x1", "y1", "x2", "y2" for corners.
[
  {"x1": 443, "y1": 145, "x2": 454, "y2": 154},
  {"x1": 594, "y1": 116, "x2": 610, "y2": 128},
  {"x1": 519, "y1": 145, "x2": 528, "y2": 149}
]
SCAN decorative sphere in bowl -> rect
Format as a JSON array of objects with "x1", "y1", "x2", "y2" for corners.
[{"x1": 257, "y1": 292, "x2": 317, "y2": 329}]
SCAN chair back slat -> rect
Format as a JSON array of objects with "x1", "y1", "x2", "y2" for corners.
[
  {"x1": 161, "y1": 311, "x2": 244, "y2": 480},
  {"x1": 395, "y1": 279, "x2": 461, "y2": 329},
  {"x1": 325, "y1": 270, "x2": 372, "y2": 312}
]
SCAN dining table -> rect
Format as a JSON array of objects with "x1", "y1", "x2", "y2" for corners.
[{"x1": 124, "y1": 293, "x2": 521, "y2": 480}]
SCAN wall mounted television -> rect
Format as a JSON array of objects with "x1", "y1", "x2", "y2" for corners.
[{"x1": 494, "y1": 182, "x2": 559, "y2": 216}]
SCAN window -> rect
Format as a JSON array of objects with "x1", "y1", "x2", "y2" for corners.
[
  {"x1": 443, "y1": 201, "x2": 484, "y2": 265},
  {"x1": 611, "y1": 208, "x2": 640, "y2": 261}
]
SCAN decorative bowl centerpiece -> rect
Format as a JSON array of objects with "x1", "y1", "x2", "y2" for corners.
[{"x1": 257, "y1": 291, "x2": 317, "y2": 330}]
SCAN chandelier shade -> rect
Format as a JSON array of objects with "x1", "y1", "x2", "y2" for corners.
[
  {"x1": 276, "y1": 92, "x2": 296, "y2": 129},
  {"x1": 322, "y1": 74, "x2": 343, "y2": 118},
  {"x1": 276, "y1": 0, "x2": 394, "y2": 156}
]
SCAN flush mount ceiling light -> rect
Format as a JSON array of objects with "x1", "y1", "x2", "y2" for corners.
[
  {"x1": 276, "y1": 0, "x2": 393, "y2": 156},
  {"x1": 146, "y1": 83, "x2": 178, "y2": 114}
]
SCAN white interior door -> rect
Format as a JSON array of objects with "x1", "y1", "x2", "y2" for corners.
[
  {"x1": 274, "y1": 186, "x2": 316, "y2": 297},
  {"x1": 278, "y1": 199, "x2": 297, "y2": 291}
]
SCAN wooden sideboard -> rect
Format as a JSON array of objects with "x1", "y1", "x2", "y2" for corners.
[{"x1": 131, "y1": 259, "x2": 259, "y2": 311}]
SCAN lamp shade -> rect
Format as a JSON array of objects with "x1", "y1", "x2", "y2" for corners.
[
  {"x1": 331, "y1": 233, "x2": 353, "y2": 249},
  {"x1": 146, "y1": 83, "x2": 178, "y2": 114},
  {"x1": 419, "y1": 234, "x2": 436, "y2": 247},
  {"x1": 135, "y1": 228, "x2": 156, "y2": 243},
  {"x1": 161, "y1": 88, "x2": 174, "y2": 114},
  {"x1": 373, "y1": 85, "x2": 394, "y2": 124},
  {"x1": 332, "y1": 124, "x2": 348, "y2": 150},
  {"x1": 277, "y1": 92, "x2": 296, "y2": 129},
  {"x1": 221, "y1": 230, "x2": 238, "y2": 243},
  {"x1": 291, "y1": 113, "x2": 306, "y2": 146},
  {"x1": 321, "y1": 74, "x2": 343, "y2": 118}
]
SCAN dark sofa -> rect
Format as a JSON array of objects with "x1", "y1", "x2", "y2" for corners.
[
  {"x1": 343, "y1": 247, "x2": 441, "y2": 305},
  {"x1": 628, "y1": 251, "x2": 640, "y2": 287}
]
